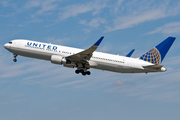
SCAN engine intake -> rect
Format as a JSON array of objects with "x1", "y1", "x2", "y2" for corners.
[
  {"x1": 51, "y1": 55, "x2": 64, "y2": 65},
  {"x1": 51, "y1": 55, "x2": 75, "y2": 68}
]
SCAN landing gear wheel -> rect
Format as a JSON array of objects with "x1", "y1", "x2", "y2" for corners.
[
  {"x1": 82, "y1": 72, "x2": 86, "y2": 76},
  {"x1": 13, "y1": 54, "x2": 18, "y2": 62},
  {"x1": 13, "y1": 59, "x2": 17, "y2": 62},
  {"x1": 80, "y1": 69, "x2": 84, "y2": 73},
  {"x1": 86, "y1": 71, "x2": 91, "y2": 75},
  {"x1": 75, "y1": 70, "x2": 80, "y2": 74},
  {"x1": 76, "y1": 69, "x2": 91, "y2": 76}
]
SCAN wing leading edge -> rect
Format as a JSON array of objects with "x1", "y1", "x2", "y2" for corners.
[{"x1": 66, "y1": 36, "x2": 104, "y2": 62}]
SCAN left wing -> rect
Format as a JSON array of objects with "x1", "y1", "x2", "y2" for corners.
[{"x1": 66, "y1": 37, "x2": 104, "y2": 62}]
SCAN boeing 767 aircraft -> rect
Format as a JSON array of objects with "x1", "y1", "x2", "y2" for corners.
[{"x1": 4, "y1": 36, "x2": 175, "y2": 76}]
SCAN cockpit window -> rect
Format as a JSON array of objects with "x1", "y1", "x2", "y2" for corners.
[{"x1": 9, "y1": 42, "x2": 12, "y2": 44}]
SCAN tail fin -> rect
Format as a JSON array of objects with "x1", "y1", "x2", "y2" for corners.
[{"x1": 139, "y1": 37, "x2": 176, "y2": 65}]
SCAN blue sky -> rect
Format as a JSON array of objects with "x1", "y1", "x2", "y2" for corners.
[{"x1": 0, "y1": 0, "x2": 180, "y2": 120}]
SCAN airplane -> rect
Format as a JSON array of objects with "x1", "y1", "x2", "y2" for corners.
[{"x1": 4, "y1": 36, "x2": 175, "y2": 76}]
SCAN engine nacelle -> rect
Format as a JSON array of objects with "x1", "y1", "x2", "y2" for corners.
[
  {"x1": 51, "y1": 55, "x2": 65, "y2": 65},
  {"x1": 89, "y1": 61, "x2": 98, "y2": 67},
  {"x1": 51, "y1": 55, "x2": 76, "y2": 68}
]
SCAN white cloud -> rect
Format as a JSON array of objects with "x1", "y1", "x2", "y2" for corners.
[
  {"x1": 79, "y1": 17, "x2": 106, "y2": 33},
  {"x1": 59, "y1": 2, "x2": 107, "y2": 20},
  {"x1": 164, "y1": 56, "x2": 180, "y2": 66},
  {"x1": 80, "y1": 18, "x2": 106, "y2": 28},
  {"x1": 24, "y1": 0, "x2": 59, "y2": 16},
  {"x1": 105, "y1": 0, "x2": 180, "y2": 32},
  {"x1": 18, "y1": 18, "x2": 43, "y2": 27},
  {"x1": 0, "y1": 99, "x2": 23, "y2": 105},
  {"x1": 3, "y1": 0, "x2": 180, "y2": 34},
  {"x1": 1, "y1": 1, "x2": 17, "y2": 8},
  {"x1": 117, "y1": 0, "x2": 124, "y2": 6},
  {"x1": 44, "y1": 37, "x2": 70, "y2": 45},
  {"x1": 105, "y1": 9, "x2": 167, "y2": 32},
  {"x1": 98, "y1": 45, "x2": 112, "y2": 52},
  {"x1": 24, "y1": 0, "x2": 41, "y2": 8},
  {"x1": 113, "y1": 80, "x2": 124, "y2": 86},
  {"x1": 107, "y1": 69, "x2": 180, "y2": 103},
  {"x1": 52, "y1": 80, "x2": 85, "y2": 87},
  {"x1": 146, "y1": 21, "x2": 180, "y2": 35},
  {"x1": 0, "y1": 60, "x2": 51, "y2": 78},
  {"x1": 1, "y1": 1, "x2": 9, "y2": 7},
  {"x1": 82, "y1": 28, "x2": 92, "y2": 33},
  {"x1": 140, "y1": 92, "x2": 180, "y2": 102}
]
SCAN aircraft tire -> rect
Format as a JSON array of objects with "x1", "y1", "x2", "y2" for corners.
[
  {"x1": 82, "y1": 72, "x2": 86, "y2": 76},
  {"x1": 13, "y1": 59, "x2": 17, "y2": 62},
  {"x1": 86, "y1": 71, "x2": 91, "y2": 75},
  {"x1": 75, "y1": 70, "x2": 80, "y2": 74}
]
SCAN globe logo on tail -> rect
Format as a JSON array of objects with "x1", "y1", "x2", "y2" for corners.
[{"x1": 139, "y1": 47, "x2": 161, "y2": 65}]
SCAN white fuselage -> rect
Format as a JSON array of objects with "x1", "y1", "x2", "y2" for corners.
[{"x1": 4, "y1": 39, "x2": 166, "y2": 73}]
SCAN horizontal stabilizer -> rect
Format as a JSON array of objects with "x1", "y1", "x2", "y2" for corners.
[{"x1": 143, "y1": 64, "x2": 163, "y2": 69}]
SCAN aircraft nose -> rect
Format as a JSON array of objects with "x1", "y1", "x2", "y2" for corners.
[{"x1": 4, "y1": 43, "x2": 10, "y2": 49}]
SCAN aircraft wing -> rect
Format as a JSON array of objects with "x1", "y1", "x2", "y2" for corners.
[{"x1": 66, "y1": 37, "x2": 104, "y2": 62}]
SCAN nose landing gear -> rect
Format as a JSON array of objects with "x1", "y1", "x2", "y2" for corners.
[{"x1": 13, "y1": 54, "x2": 18, "y2": 62}]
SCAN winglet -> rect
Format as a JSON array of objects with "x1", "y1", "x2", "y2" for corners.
[
  {"x1": 126, "y1": 49, "x2": 135, "y2": 57},
  {"x1": 94, "y1": 36, "x2": 104, "y2": 46},
  {"x1": 66, "y1": 36, "x2": 105, "y2": 61}
]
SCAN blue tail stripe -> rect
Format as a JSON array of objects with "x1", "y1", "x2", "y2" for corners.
[
  {"x1": 148, "y1": 54, "x2": 151, "y2": 62},
  {"x1": 155, "y1": 37, "x2": 176, "y2": 62},
  {"x1": 144, "y1": 53, "x2": 148, "y2": 61},
  {"x1": 155, "y1": 57, "x2": 157, "y2": 64}
]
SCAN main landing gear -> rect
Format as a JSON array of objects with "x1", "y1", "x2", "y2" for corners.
[
  {"x1": 13, "y1": 54, "x2": 18, "y2": 62},
  {"x1": 75, "y1": 69, "x2": 91, "y2": 76}
]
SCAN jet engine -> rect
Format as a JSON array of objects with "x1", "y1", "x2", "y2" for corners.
[
  {"x1": 51, "y1": 55, "x2": 75, "y2": 68},
  {"x1": 51, "y1": 55, "x2": 66, "y2": 65}
]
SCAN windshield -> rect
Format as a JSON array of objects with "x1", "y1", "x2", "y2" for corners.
[{"x1": 9, "y1": 42, "x2": 12, "y2": 44}]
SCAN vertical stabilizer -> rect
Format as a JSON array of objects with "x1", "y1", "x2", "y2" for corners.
[{"x1": 139, "y1": 37, "x2": 176, "y2": 64}]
